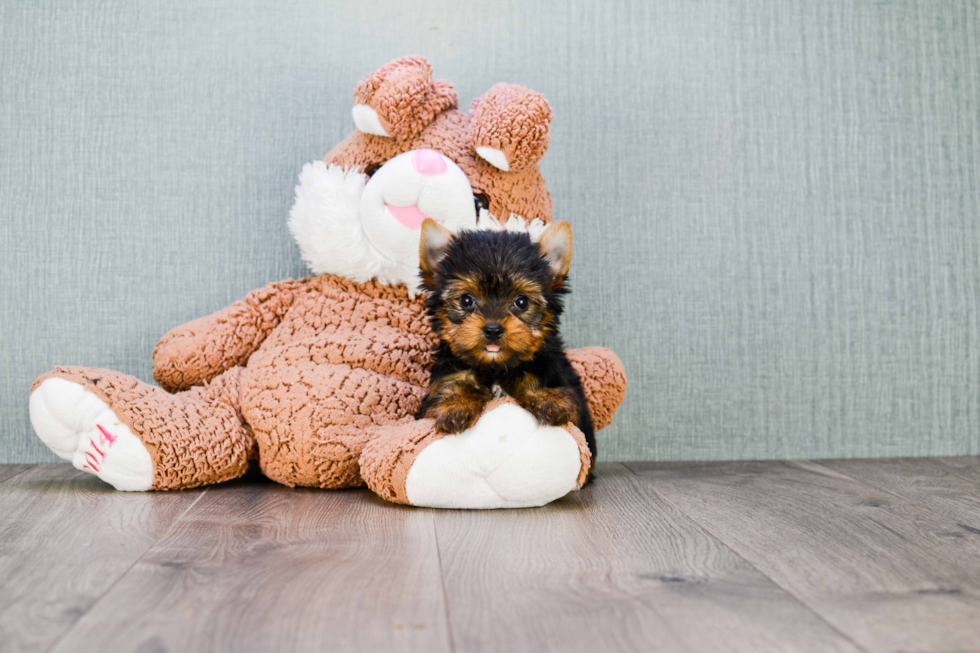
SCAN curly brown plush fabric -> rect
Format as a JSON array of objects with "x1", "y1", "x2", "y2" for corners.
[
  {"x1": 232, "y1": 277, "x2": 432, "y2": 488},
  {"x1": 152, "y1": 280, "x2": 304, "y2": 393},
  {"x1": 567, "y1": 347, "x2": 627, "y2": 431},
  {"x1": 353, "y1": 55, "x2": 458, "y2": 141},
  {"x1": 469, "y1": 84, "x2": 552, "y2": 172}
]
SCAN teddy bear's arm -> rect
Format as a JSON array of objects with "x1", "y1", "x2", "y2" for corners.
[
  {"x1": 361, "y1": 348, "x2": 628, "y2": 509},
  {"x1": 152, "y1": 279, "x2": 308, "y2": 393},
  {"x1": 566, "y1": 347, "x2": 627, "y2": 430}
]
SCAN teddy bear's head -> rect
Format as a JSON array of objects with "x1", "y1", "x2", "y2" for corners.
[{"x1": 289, "y1": 56, "x2": 553, "y2": 293}]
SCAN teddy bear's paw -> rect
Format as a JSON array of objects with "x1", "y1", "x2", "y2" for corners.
[
  {"x1": 404, "y1": 401, "x2": 586, "y2": 509},
  {"x1": 29, "y1": 377, "x2": 153, "y2": 491}
]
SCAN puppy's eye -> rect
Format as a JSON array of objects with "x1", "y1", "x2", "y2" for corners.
[
  {"x1": 460, "y1": 293, "x2": 476, "y2": 309},
  {"x1": 364, "y1": 163, "x2": 382, "y2": 178},
  {"x1": 513, "y1": 295, "x2": 529, "y2": 311}
]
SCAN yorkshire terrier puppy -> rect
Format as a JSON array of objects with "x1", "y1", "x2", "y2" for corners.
[{"x1": 415, "y1": 218, "x2": 596, "y2": 459}]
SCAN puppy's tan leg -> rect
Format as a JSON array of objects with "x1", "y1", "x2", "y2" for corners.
[
  {"x1": 422, "y1": 371, "x2": 493, "y2": 434},
  {"x1": 512, "y1": 373, "x2": 579, "y2": 427}
]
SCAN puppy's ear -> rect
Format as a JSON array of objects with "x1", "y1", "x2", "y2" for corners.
[
  {"x1": 420, "y1": 219, "x2": 454, "y2": 274},
  {"x1": 538, "y1": 221, "x2": 573, "y2": 279}
]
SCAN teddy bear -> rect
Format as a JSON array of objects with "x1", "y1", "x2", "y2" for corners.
[{"x1": 28, "y1": 56, "x2": 627, "y2": 509}]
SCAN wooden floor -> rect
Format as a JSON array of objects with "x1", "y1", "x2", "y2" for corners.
[{"x1": 2, "y1": 460, "x2": 980, "y2": 653}]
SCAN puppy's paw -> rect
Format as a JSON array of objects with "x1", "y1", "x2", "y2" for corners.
[
  {"x1": 527, "y1": 401, "x2": 574, "y2": 427},
  {"x1": 520, "y1": 389, "x2": 578, "y2": 427},
  {"x1": 432, "y1": 402, "x2": 483, "y2": 434}
]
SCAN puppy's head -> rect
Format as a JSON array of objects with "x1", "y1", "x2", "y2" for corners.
[{"x1": 419, "y1": 219, "x2": 572, "y2": 367}]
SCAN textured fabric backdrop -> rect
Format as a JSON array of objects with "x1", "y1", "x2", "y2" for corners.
[{"x1": 2, "y1": 0, "x2": 979, "y2": 463}]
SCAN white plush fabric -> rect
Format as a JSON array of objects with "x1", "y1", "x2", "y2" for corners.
[
  {"x1": 476, "y1": 209, "x2": 550, "y2": 241},
  {"x1": 289, "y1": 162, "x2": 408, "y2": 286},
  {"x1": 351, "y1": 104, "x2": 389, "y2": 137},
  {"x1": 404, "y1": 402, "x2": 584, "y2": 509},
  {"x1": 289, "y1": 153, "x2": 479, "y2": 295},
  {"x1": 358, "y1": 150, "x2": 478, "y2": 291},
  {"x1": 29, "y1": 378, "x2": 153, "y2": 491},
  {"x1": 475, "y1": 145, "x2": 510, "y2": 171}
]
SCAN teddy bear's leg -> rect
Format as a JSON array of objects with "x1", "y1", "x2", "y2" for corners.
[
  {"x1": 30, "y1": 366, "x2": 254, "y2": 491},
  {"x1": 30, "y1": 373, "x2": 154, "y2": 491},
  {"x1": 360, "y1": 398, "x2": 591, "y2": 509}
]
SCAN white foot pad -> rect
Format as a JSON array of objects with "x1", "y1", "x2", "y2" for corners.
[
  {"x1": 29, "y1": 377, "x2": 154, "y2": 491},
  {"x1": 405, "y1": 403, "x2": 584, "y2": 509}
]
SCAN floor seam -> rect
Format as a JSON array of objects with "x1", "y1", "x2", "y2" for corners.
[
  {"x1": 604, "y1": 464, "x2": 702, "y2": 653},
  {"x1": 41, "y1": 487, "x2": 210, "y2": 653},
  {"x1": 805, "y1": 458, "x2": 980, "y2": 535},
  {"x1": 622, "y1": 462, "x2": 873, "y2": 653},
  {"x1": 431, "y1": 510, "x2": 457, "y2": 653},
  {"x1": 801, "y1": 460, "x2": 919, "y2": 505}
]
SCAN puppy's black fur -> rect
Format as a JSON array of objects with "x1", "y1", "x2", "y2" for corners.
[{"x1": 415, "y1": 221, "x2": 596, "y2": 460}]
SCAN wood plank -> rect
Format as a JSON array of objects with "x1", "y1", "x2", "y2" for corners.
[
  {"x1": 934, "y1": 455, "x2": 980, "y2": 479},
  {"x1": 629, "y1": 460, "x2": 980, "y2": 653},
  {"x1": 819, "y1": 457, "x2": 980, "y2": 527},
  {"x1": 49, "y1": 480, "x2": 452, "y2": 653},
  {"x1": 0, "y1": 464, "x2": 204, "y2": 653},
  {"x1": 0, "y1": 464, "x2": 33, "y2": 485},
  {"x1": 434, "y1": 463, "x2": 863, "y2": 653}
]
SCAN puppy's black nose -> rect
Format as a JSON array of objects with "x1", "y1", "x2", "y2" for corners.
[{"x1": 483, "y1": 322, "x2": 504, "y2": 341}]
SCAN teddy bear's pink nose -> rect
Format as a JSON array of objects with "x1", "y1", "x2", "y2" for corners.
[{"x1": 412, "y1": 149, "x2": 448, "y2": 176}]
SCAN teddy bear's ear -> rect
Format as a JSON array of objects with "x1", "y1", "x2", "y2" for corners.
[
  {"x1": 469, "y1": 84, "x2": 552, "y2": 172},
  {"x1": 352, "y1": 56, "x2": 457, "y2": 141}
]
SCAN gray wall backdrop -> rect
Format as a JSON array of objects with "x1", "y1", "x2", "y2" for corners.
[{"x1": 2, "y1": 0, "x2": 979, "y2": 464}]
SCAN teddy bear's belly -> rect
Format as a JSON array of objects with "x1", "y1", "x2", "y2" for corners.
[
  {"x1": 237, "y1": 341, "x2": 428, "y2": 488},
  {"x1": 250, "y1": 318, "x2": 435, "y2": 386}
]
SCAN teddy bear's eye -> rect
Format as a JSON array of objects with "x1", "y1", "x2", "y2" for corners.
[
  {"x1": 473, "y1": 193, "x2": 490, "y2": 216},
  {"x1": 513, "y1": 295, "x2": 529, "y2": 312},
  {"x1": 460, "y1": 293, "x2": 476, "y2": 309}
]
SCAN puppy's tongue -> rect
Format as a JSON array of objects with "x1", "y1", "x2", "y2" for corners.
[{"x1": 485, "y1": 345, "x2": 501, "y2": 353}]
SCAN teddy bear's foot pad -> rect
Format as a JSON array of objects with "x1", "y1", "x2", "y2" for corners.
[
  {"x1": 30, "y1": 377, "x2": 153, "y2": 491},
  {"x1": 404, "y1": 402, "x2": 586, "y2": 509}
]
